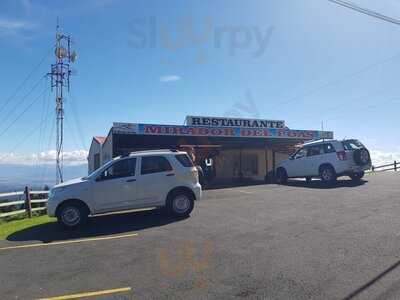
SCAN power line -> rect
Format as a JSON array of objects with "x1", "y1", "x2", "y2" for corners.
[
  {"x1": 327, "y1": 0, "x2": 400, "y2": 26},
  {"x1": 0, "y1": 86, "x2": 49, "y2": 138},
  {"x1": 0, "y1": 76, "x2": 45, "y2": 125},
  {"x1": 40, "y1": 112, "x2": 56, "y2": 184},
  {"x1": 325, "y1": 96, "x2": 400, "y2": 122},
  {"x1": 68, "y1": 91, "x2": 87, "y2": 149},
  {"x1": 268, "y1": 51, "x2": 400, "y2": 113},
  {"x1": 0, "y1": 50, "x2": 51, "y2": 115},
  {"x1": 9, "y1": 110, "x2": 55, "y2": 153},
  {"x1": 35, "y1": 88, "x2": 52, "y2": 173}
]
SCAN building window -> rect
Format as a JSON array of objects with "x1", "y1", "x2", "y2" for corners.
[{"x1": 242, "y1": 153, "x2": 258, "y2": 176}]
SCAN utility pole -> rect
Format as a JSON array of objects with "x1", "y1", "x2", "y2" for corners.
[{"x1": 48, "y1": 21, "x2": 77, "y2": 184}]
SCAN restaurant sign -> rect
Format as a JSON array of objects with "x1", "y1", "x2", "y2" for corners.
[
  {"x1": 113, "y1": 123, "x2": 333, "y2": 140},
  {"x1": 186, "y1": 116, "x2": 285, "y2": 129}
]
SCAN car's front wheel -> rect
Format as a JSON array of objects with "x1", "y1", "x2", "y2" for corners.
[
  {"x1": 167, "y1": 191, "x2": 194, "y2": 217},
  {"x1": 276, "y1": 168, "x2": 288, "y2": 184},
  {"x1": 350, "y1": 171, "x2": 364, "y2": 181},
  {"x1": 57, "y1": 202, "x2": 88, "y2": 228},
  {"x1": 320, "y1": 165, "x2": 337, "y2": 184}
]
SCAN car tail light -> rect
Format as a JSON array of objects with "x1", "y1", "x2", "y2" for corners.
[{"x1": 336, "y1": 151, "x2": 347, "y2": 161}]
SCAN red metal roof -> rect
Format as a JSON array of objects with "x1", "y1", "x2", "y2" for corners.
[{"x1": 93, "y1": 136, "x2": 106, "y2": 144}]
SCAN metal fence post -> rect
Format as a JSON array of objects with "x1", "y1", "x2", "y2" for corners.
[{"x1": 24, "y1": 186, "x2": 32, "y2": 218}]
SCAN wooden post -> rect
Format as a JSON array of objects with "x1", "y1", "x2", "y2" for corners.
[{"x1": 24, "y1": 186, "x2": 32, "y2": 218}]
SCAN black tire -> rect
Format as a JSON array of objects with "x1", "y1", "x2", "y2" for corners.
[
  {"x1": 320, "y1": 165, "x2": 337, "y2": 183},
  {"x1": 57, "y1": 202, "x2": 88, "y2": 228},
  {"x1": 306, "y1": 176, "x2": 312, "y2": 184},
  {"x1": 167, "y1": 191, "x2": 194, "y2": 217},
  {"x1": 353, "y1": 148, "x2": 371, "y2": 166},
  {"x1": 350, "y1": 171, "x2": 364, "y2": 181},
  {"x1": 276, "y1": 168, "x2": 288, "y2": 184}
]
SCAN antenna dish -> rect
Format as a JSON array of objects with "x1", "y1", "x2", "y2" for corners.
[
  {"x1": 70, "y1": 51, "x2": 77, "y2": 63},
  {"x1": 55, "y1": 47, "x2": 67, "y2": 59}
]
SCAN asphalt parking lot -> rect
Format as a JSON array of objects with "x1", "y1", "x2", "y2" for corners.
[{"x1": 1, "y1": 172, "x2": 400, "y2": 300}]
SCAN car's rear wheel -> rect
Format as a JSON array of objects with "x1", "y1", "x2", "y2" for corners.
[
  {"x1": 350, "y1": 171, "x2": 364, "y2": 181},
  {"x1": 57, "y1": 203, "x2": 88, "y2": 228},
  {"x1": 320, "y1": 165, "x2": 337, "y2": 184},
  {"x1": 276, "y1": 168, "x2": 288, "y2": 184},
  {"x1": 167, "y1": 192, "x2": 194, "y2": 217}
]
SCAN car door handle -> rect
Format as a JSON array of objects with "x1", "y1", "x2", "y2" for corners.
[
  {"x1": 126, "y1": 178, "x2": 136, "y2": 182},
  {"x1": 166, "y1": 173, "x2": 175, "y2": 177}
]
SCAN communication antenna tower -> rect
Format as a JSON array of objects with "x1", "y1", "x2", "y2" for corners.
[{"x1": 48, "y1": 21, "x2": 77, "y2": 183}]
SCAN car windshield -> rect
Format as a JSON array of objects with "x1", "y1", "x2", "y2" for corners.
[
  {"x1": 342, "y1": 139, "x2": 364, "y2": 151},
  {"x1": 84, "y1": 159, "x2": 117, "y2": 179}
]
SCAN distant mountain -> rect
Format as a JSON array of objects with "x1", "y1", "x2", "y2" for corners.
[{"x1": 0, "y1": 164, "x2": 88, "y2": 192}]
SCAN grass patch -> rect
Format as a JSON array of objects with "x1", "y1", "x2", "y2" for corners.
[{"x1": 0, "y1": 215, "x2": 56, "y2": 240}]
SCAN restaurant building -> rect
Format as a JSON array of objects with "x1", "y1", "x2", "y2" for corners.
[{"x1": 88, "y1": 116, "x2": 333, "y2": 183}]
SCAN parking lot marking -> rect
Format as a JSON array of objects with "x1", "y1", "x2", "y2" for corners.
[
  {"x1": 237, "y1": 190, "x2": 254, "y2": 194},
  {"x1": 0, "y1": 233, "x2": 138, "y2": 251},
  {"x1": 37, "y1": 287, "x2": 132, "y2": 300}
]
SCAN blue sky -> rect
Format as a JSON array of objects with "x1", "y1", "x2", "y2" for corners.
[{"x1": 1, "y1": 0, "x2": 400, "y2": 166}]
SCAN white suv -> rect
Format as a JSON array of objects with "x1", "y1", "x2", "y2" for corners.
[
  {"x1": 276, "y1": 139, "x2": 371, "y2": 184},
  {"x1": 48, "y1": 150, "x2": 202, "y2": 228}
]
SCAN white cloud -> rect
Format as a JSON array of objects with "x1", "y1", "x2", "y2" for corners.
[
  {"x1": 0, "y1": 17, "x2": 33, "y2": 35},
  {"x1": 159, "y1": 75, "x2": 181, "y2": 82},
  {"x1": 370, "y1": 149, "x2": 400, "y2": 167},
  {"x1": 0, "y1": 150, "x2": 88, "y2": 166}
]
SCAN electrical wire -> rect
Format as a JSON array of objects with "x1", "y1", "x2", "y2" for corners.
[
  {"x1": 40, "y1": 112, "x2": 56, "y2": 184},
  {"x1": 34, "y1": 87, "x2": 52, "y2": 175},
  {"x1": 325, "y1": 96, "x2": 400, "y2": 122},
  {"x1": 0, "y1": 85, "x2": 49, "y2": 138},
  {"x1": 0, "y1": 50, "x2": 51, "y2": 115},
  {"x1": 9, "y1": 111, "x2": 55, "y2": 153},
  {"x1": 65, "y1": 116, "x2": 83, "y2": 151},
  {"x1": 327, "y1": 0, "x2": 400, "y2": 26},
  {"x1": 0, "y1": 76, "x2": 46, "y2": 126},
  {"x1": 68, "y1": 91, "x2": 87, "y2": 150},
  {"x1": 268, "y1": 51, "x2": 400, "y2": 113}
]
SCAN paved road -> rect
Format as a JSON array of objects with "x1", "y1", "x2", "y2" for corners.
[{"x1": 1, "y1": 173, "x2": 400, "y2": 299}]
